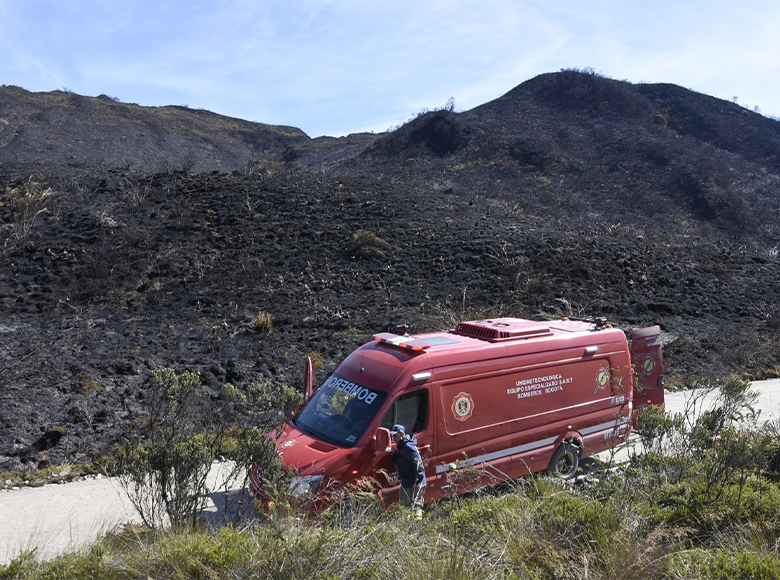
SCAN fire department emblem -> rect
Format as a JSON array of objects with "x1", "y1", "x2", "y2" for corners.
[
  {"x1": 452, "y1": 392, "x2": 474, "y2": 421},
  {"x1": 635, "y1": 353, "x2": 657, "y2": 380},
  {"x1": 595, "y1": 369, "x2": 609, "y2": 393}
]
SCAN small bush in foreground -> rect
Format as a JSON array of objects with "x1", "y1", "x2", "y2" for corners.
[
  {"x1": 115, "y1": 369, "x2": 290, "y2": 530},
  {"x1": 704, "y1": 548, "x2": 780, "y2": 580}
]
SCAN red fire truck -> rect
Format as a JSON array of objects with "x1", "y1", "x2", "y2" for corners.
[{"x1": 249, "y1": 317, "x2": 664, "y2": 509}]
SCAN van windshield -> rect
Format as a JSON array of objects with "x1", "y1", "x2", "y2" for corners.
[{"x1": 294, "y1": 374, "x2": 388, "y2": 447}]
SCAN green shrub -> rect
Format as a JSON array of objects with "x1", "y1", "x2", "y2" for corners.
[
  {"x1": 635, "y1": 403, "x2": 684, "y2": 456},
  {"x1": 117, "y1": 436, "x2": 214, "y2": 529},
  {"x1": 534, "y1": 488, "x2": 619, "y2": 546},
  {"x1": 116, "y1": 369, "x2": 291, "y2": 529},
  {"x1": 444, "y1": 495, "x2": 509, "y2": 541},
  {"x1": 246, "y1": 379, "x2": 301, "y2": 417},
  {"x1": 705, "y1": 547, "x2": 780, "y2": 580},
  {"x1": 663, "y1": 548, "x2": 710, "y2": 579},
  {"x1": 122, "y1": 526, "x2": 256, "y2": 579},
  {"x1": 74, "y1": 372, "x2": 105, "y2": 394},
  {"x1": 0, "y1": 550, "x2": 37, "y2": 579}
]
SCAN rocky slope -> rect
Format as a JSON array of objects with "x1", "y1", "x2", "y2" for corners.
[{"x1": 1, "y1": 70, "x2": 779, "y2": 472}]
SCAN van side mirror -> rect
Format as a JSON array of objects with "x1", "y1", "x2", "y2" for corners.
[
  {"x1": 375, "y1": 427, "x2": 391, "y2": 453},
  {"x1": 303, "y1": 355, "x2": 314, "y2": 402}
]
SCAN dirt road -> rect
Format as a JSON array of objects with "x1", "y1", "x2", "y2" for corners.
[
  {"x1": 0, "y1": 463, "x2": 241, "y2": 565},
  {"x1": 0, "y1": 474, "x2": 138, "y2": 564},
  {"x1": 599, "y1": 377, "x2": 780, "y2": 464},
  {"x1": 2, "y1": 379, "x2": 779, "y2": 565}
]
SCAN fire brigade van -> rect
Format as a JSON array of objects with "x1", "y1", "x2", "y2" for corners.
[{"x1": 249, "y1": 317, "x2": 664, "y2": 509}]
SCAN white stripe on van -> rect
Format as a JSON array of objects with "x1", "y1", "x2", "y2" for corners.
[
  {"x1": 580, "y1": 416, "x2": 630, "y2": 436},
  {"x1": 434, "y1": 417, "x2": 630, "y2": 474},
  {"x1": 435, "y1": 436, "x2": 557, "y2": 474}
]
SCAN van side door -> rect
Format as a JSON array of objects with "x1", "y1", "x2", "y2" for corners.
[{"x1": 376, "y1": 389, "x2": 432, "y2": 503}]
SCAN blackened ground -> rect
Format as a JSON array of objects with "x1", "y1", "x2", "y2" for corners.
[
  {"x1": 1, "y1": 168, "x2": 778, "y2": 472},
  {"x1": 2, "y1": 70, "x2": 780, "y2": 472}
]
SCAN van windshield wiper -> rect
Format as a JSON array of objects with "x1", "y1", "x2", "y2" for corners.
[
  {"x1": 292, "y1": 417, "x2": 342, "y2": 446},
  {"x1": 312, "y1": 431, "x2": 343, "y2": 446},
  {"x1": 290, "y1": 416, "x2": 310, "y2": 435}
]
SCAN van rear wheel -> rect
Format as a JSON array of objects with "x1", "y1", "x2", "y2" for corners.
[{"x1": 548, "y1": 442, "x2": 579, "y2": 479}]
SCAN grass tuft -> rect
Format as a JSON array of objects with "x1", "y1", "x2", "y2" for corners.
[
  {"x1": 252, "y1": 310, "x2": 273, "y2": 332},
  {"x1": 346, "y1": 229, "x2": 393, "y2": 258}
]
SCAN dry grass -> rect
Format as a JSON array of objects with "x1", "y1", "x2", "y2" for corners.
[
  {"x1": 252, "y1": 310, "x2": 273, "y2": 332},
  {"x1": 7, "y1": 476, "x2": 780, "y2": 580},
  {"x1": 346, "y1": 229, "x2": 393, "y2": 258},
  {"x1": 2, "y1": 176, "x2": 55, "y2": 246}
]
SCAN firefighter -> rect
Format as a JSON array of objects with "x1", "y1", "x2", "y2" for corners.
[{"x1": 389, "y1": 424, "x2": 426, "y2": 519}]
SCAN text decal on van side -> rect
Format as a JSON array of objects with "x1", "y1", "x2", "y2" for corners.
[
  {"x1": 451, "y1": 392, "x2": 474, "y2": 421},
  {"x1": 321, "y1": 375, "x2": 379, "y2": 405},
  {"x1": 506, "y1": 374, "x2": 573, "y2": 399}
]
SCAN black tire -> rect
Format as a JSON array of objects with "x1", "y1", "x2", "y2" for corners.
[{"x1": 547, "y1": 442, "x2": 580, "y2": 479}]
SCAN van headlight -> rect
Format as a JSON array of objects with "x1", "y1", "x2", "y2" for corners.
[{"x1": 288, "y1": 475, "x2": 324, "y2": 498}]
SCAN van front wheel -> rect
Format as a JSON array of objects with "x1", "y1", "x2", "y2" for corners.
[{"x1": 547, "y1": 442, "x2": 579, "y2": 479}]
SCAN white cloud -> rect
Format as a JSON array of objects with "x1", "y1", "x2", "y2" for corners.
[{"x1": 1, "y1": 0, "x2": 779, "y2": 135}]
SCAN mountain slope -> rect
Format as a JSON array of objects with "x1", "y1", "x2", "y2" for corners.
[
  {"x1": 1, "y1": 71, "x2": 779, "y2": 473},
  {"x1": 0, "y1": 85, "x2": 309, "y2": 178},
  {"x1": 350, "y1": 71, "x2": 780, "y2": 243}
]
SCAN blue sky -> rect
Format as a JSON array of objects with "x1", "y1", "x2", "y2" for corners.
[{"x1": 1, "y1": 0, "x2": 779, "y2": 138}]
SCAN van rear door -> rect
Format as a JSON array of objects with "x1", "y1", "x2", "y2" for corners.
[{"x1": 631, "y1": 326, "x2": 664, "y2": 409}]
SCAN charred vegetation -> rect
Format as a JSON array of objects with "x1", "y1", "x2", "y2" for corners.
[{"x1": 1, "y1": 70, "x2": 779, "y2": 472}]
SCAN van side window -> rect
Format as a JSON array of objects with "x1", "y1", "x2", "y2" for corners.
[{"x1": 381, "y1": 389, "x2": 428, "y2": 435}]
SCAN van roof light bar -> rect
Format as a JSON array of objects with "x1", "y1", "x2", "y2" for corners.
[
  {"x1": 373, "y1": 332, "x2": 431, "y2": 352},
  {"x1": 560, "y1": 316, "x2": 610, "y2": 330}
]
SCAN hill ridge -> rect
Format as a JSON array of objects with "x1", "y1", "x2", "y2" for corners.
[{"x1": 1, "y1": 70, "x2": 779, "y2": 472}]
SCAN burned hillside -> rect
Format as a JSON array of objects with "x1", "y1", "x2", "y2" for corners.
[{"x1": 1, "y1": 70, "x2": 779, "y2": 472}]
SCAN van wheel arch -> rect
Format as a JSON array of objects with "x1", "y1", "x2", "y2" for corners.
[{"x1": 547, "y1": 441, "x2": 580, "y2": 479}]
